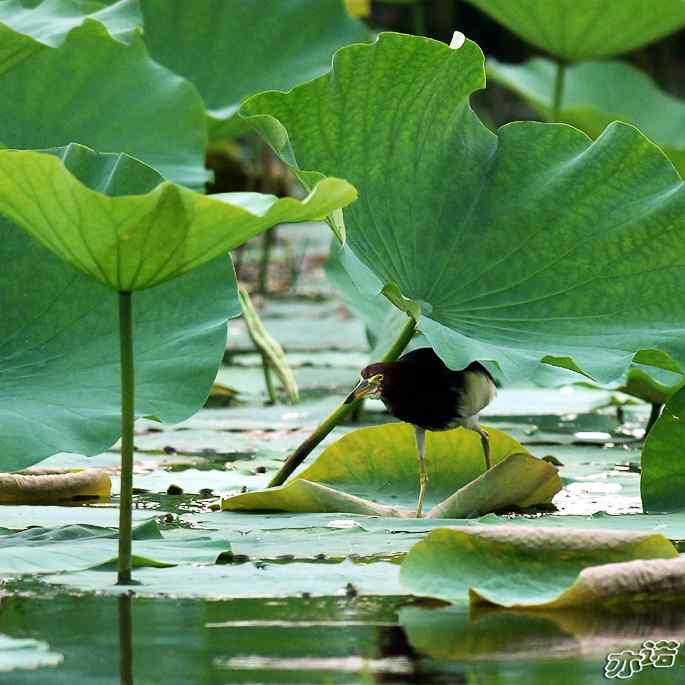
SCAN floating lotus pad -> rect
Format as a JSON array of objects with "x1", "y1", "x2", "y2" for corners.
[
  {"x1": 400, "y1": 525, "x2": 679, "y2": 607},
  {"x1": 222, "y1": 423, "x2": 562, "y2": 517}
]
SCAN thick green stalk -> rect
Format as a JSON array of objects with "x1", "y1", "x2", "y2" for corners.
[
  {"x1": 117, "y1": 291, "x2": 135, "y2": 585},
  {"x1": 268, "y1": 316, "x2": 417, "y2": 487},
  {"x1": 551, "y1": 60, "x2": 566, "y2": 122}
]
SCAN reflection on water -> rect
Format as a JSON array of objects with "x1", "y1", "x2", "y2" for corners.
[
  {"x1": 0, "y1": 592, "x2": 683, "y2": 684},
  {"x1": 119, "y1": 594, "x2": 133, "y2": 685}
]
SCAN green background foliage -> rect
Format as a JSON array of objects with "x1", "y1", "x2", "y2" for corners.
[
  {"x1": 489, "y1": 57, "x2": 685, "y2": 175},
  {"x1": 463, "y1": 0, "x2": 685, "y2": 60}
]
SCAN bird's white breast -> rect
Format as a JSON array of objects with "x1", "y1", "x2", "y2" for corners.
[{"x1": 457, "y1": 369, "x2": 497, "y2": 419}]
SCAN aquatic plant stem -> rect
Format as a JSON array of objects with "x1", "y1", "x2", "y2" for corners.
[
  {"x1": 117, "y1": 291, "x2": 135, "y2": 585},
  {"x1": 268, "y1": 316, "x2": 417, "y2": 487},
  {"x1": 551, "y1": 60, "x2": 566, "y2": 122},
  {"x1": 646, "y1": 402, "x2": 663, "y2": 436},
  {"x1": 261, "y1": 351, "x2": 278, "y2": 404}
]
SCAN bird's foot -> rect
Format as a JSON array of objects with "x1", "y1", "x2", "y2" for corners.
[{"x1": 416, "y1": 475, "x2": 428, "y2": 518}]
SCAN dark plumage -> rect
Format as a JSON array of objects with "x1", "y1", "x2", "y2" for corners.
[
  {"x1": 360, "y1": 348, "x2": 495, "y2": 432},
  {"x1": 345, "y1": 347, "x2": 497, "y2": 517}
]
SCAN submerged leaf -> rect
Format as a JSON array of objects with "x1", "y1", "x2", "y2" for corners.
[
  {"x1": 464, "y1": 0, "x2": 685, "y2": 60},
  {"x1": 223, "y1": 423, "x2": 560, "y2": 516},
  {"x1": 489, "y1": 58, "x2": 685, "y2": 176},
  {"x1": 242, "y1": 33, "x2": 685, "y2": 383},
  {"x1": 0, "y1": 144, "x2": 356, "y2": 291},
  {"x1": 640, "y1": 386, "x2": 685, "y2": 513},
  {"x1": 399, "y1": 525, "x2": 678, "y2": 606}
]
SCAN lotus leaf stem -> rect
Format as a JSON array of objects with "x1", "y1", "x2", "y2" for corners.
[
  {"x1": 551, "y1": 60, "x2": 566, "y2": 122},
  {"x1": 117, "y1": 291, "x2": 135, "y2": 585},
  {"x1": 268, "y1": 315, "x2": 417, "y2": 487}
]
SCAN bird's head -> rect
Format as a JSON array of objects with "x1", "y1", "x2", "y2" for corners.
[{"x1": 344, "y1": 362, "x2": 386, "y2": 404}]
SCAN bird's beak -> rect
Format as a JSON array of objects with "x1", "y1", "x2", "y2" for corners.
[{"x1": 344, "y1": 378, "x2": 373, "y2": 404}]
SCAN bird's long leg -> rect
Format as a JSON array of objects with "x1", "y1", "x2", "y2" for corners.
[
  {"x1": 414, "y1": 426, "x2": 428, "y2": 518},
  {"x1": 476, "y1": 425, "x2": 491, "y2": 471}
]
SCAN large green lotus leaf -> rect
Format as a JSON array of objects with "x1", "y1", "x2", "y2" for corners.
[
  {"x1": 399, "y1": 525, "x2": 679, "y2": 607},
  {"x1": 325, "y1": 239, "x2": 430, "y2": 359},
  {"x1": 139, "y1": 0, "x2": 371, "y2": 141},
  {"x1": 0, "y1": 17, "x2": 208, "y2": 188},
  {"x1": 641, "y1": 386, "x2": 685, "y2": 513},
  {"x1": 489, "y1": 58, "x2": 685, "y2": 176},
  {"x1": 223, "y1": 423, "x2": 562, "y2": 516},
  {"x1": 464, "y1": 0, "x2": 685, "y2": 61},
  {"x1": 241, "y1": 33, "x2": 685, "y2": 383},
  {"x1": 0, "y1": 144, "x2": 356, "y2": 291},
  {"x1": 0, "y1": 0, "x2": 141, "y2": 46},
  {"x1": 1, "y1": 214, "x2": 239, "y2": 470}
]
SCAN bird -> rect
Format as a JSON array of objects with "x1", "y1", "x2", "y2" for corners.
[{"x1": 344, "y1": 347, "x2": 497, "y2": 517}]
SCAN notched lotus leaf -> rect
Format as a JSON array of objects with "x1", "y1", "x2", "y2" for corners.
[
  {"x1": 464, "y1": 0, "x2": 685, "y2": 60},
  {"x1": 241, "y1": 33, "x2": 685, "y2": 383},
  {"x1": 0, "y1": 468, "x2": 111, "y2": 504},
  {"x1": 488, "y1": 57, "x2": 685, "y2": 176},
  {"x1": 222, "y1": 423, "x2": 560, "y2": 517},
  {"x1": 0, "y1": 144, "x2": 357, "y2": 291},
  {"x1": 640, "y1": 385, "x2": 685, "y2": 513},
  {"x1": 399, "y1": 525, "x2": 679, "y2": 606}
]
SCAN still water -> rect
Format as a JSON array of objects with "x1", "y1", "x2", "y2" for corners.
[{"x1": 1, "y1": 592, "x2": 683, "y2": 684}]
